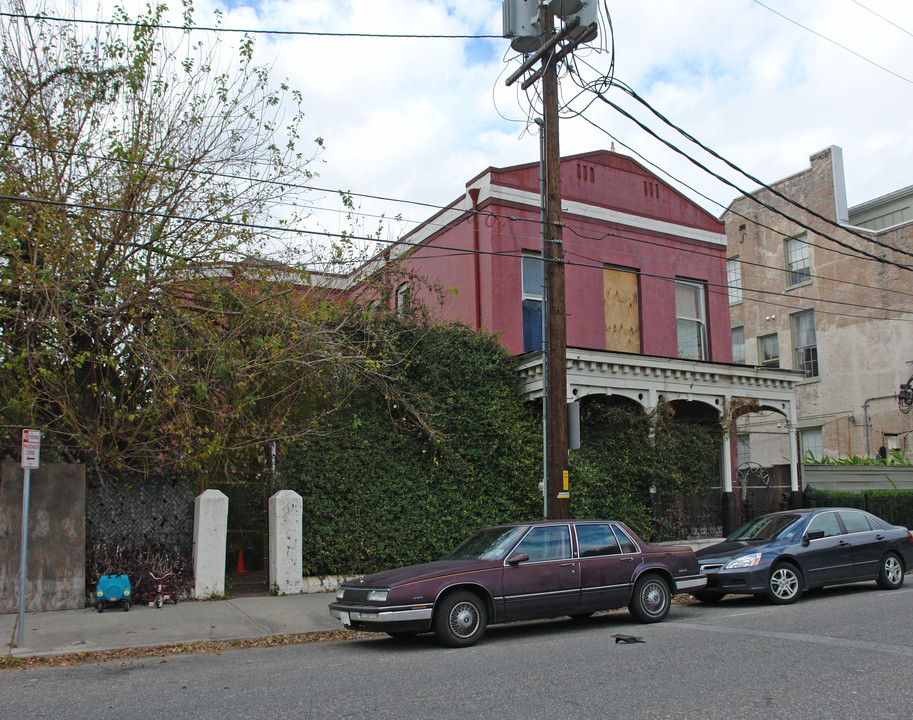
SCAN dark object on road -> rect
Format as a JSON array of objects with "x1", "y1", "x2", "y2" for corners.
[
  {"x1": 694, "y1": 507, "x2": 913, "y2": 605},
  {"x1": 95, "y1": 574, "x2": 132, "y2": 612},
  {"x1": 612, "y1": 634, "x2": 644, "y2": 644},
  {"x1": 329, "y1": 520, "x2": 705, "y2": 647}
]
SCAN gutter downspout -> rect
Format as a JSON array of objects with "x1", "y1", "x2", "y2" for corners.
[{"x1": 468, "y1": 188, "x2": 482, "y2": 330}]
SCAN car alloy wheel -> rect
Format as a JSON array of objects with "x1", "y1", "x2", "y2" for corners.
[
  {"x1": 877, "y1": 553, "x2": 904, "y2": 590},
  {"x1": 433, "y1": 590, "x2": 488, "y2": 648},
  {"x1": 629, "y1": 574, "x2": 670, "y2": 623},
  {"x1": 767, "y1": 563, "x2": 802, "y2": 604}
]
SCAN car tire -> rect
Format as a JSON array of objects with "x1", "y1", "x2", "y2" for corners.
[
  {"x1": 628, "y1": 574, "x2": 671, "y2": 623},
  {"x1": 123, "y1": 600, "x2": 130, "y2": 612},
  {"x1": 876, "y1": 552, "x2": 905, "y2": 590},
  {"x1": 691, "y1": 591, "x2": 725, "y2": 604},
  {"x1": 95, "y1": 602, "x2": 104, "y2": 613},
  {"x1": 433, "y1": 591, "x2": 487, "y2": 648},
  {"x1": 766, "y1": 562, "x2": 803, "y2": 604}
]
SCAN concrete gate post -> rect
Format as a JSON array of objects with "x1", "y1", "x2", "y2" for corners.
[
  {"x1": 193, "y1": 489, "x2": 229, "y2": 599},
  {"x1": 269, "y1": 490, "x2": 303, "y2": 595}
]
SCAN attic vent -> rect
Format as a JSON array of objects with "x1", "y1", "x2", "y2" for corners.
[{"x1": 577, "y1": 164, "x2": 595, "y2": 182}]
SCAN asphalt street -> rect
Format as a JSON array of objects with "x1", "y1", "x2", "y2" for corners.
[{"x1": 2, "y1": 583, "x2": 911, "y2": 720}]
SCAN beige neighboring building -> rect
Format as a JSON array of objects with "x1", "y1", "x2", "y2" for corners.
[{"x1": 724, "y1": 146, "x2": 913, "y2": 467}]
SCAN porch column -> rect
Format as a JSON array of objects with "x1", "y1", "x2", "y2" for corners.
[
  {"x1": 721, "y1": 433, "x2": 733, "y2": 493},
  {"x1": 720, "y1": 413, "x2": 737, "y2": 536}
]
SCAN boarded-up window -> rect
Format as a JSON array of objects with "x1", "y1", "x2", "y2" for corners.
[{"x1": 603, "y1": 267, "x2": 640, "y2": 352}]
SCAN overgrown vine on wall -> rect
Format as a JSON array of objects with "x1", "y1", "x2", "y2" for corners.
[{"x1": 281, "y1": 316, "x2": 723, "y2": 575}]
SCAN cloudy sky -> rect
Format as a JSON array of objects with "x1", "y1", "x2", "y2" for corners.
[{"x1": 71, "y1": 0, "x2": 913, "y2": 256}]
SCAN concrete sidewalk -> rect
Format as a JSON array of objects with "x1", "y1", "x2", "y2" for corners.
[{"x1": 2, "y1": 592, "x2": 342, "y2": 658}]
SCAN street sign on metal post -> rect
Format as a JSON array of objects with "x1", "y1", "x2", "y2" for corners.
[
  {"x1": 21, "y1": 428, "x2": 40, "y2": 469},
  {"x1": 17, "y1": 428, "x2": 40, "y2": 650}
]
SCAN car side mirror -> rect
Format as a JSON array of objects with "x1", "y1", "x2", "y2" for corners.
[
  {"x1": 804, "y1": 530, "x2": 825, "y2": 542},
  {"x1": 506, "y1": 552, "x2": 529, "y2": 565}
]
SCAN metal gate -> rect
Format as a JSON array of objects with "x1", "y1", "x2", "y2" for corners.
[
  {"x1": 661, "y1": 424, "x2": 794, "y2": 540},
  {"x1": 733, "y1": 461, "x2": 791, "y2": 526},
  {"x1": 208, "y1": 480, "x2": 269, "y2": 594}
]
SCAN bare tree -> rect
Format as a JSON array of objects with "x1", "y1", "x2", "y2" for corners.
[{"x1": 0, "y1": 2, "x2": 413, "y2": 484}]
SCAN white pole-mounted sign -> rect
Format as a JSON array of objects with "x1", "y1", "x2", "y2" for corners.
[
  {"x1": 21, "y1": 428, "x2": 41, "y2": 469},
  {"x1": 17, "y1": 428, "x2": 40, "y2": 650}
]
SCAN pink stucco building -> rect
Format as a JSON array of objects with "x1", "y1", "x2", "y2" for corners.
[
  {"x1": 353, "y1": 149, "x2": 800, "y2": 534},
  {"x1": 390, "y1": 150, "x2": 732, "y2": 363}
]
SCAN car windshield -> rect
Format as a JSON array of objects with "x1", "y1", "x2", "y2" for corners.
[
  {"x1": 443, "y1": 526, "x2": 528, "y2": 561},
  {"x1": 729, "y1": 513, "x2": 803, "y2": 541}
]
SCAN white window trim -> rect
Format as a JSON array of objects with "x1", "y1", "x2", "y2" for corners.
[
  {"x1": 785, "y1": 235, "x2": 811, "y2": 288},
  {"x1": 726, "y1": 257, "x2": 742, "y2": 304},
  {"x1": 675, "y1": 279, "x2": 708, "y2": 361}
]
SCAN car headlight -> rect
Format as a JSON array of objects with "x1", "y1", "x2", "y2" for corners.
[
  {"x1": 367, "y1": 590, "x2": 389, "y2": 602},
  {"x1": 725, "y1": 552, "x2": 762, "y2": 570}
]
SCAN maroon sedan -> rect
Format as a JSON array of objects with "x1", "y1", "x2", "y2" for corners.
[{"x1": 329, "y1": 520, "x2": 705, "y2": 647}]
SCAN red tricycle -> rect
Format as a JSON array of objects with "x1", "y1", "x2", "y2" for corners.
[{"x1": 146, "y1": 572, "x2": 178, "y2": 608}]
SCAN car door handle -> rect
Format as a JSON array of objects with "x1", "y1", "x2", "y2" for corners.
[
  {"x1": 560, "y1": 562, "x2": 576, "y2": 568},
  {"x1": 876, "y1": 535, "x2": 885, "y2": 540},
  {"x1": 838, "y1": 540, "x2": 851, "y2": 546},
  {"x1": 620, "y1": 557, "x2": 634, "y2": 562}
]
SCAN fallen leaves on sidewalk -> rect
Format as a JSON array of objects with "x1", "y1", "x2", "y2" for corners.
[{"x1": 1, "y1": 629, "x2": 371, "y2": 671}]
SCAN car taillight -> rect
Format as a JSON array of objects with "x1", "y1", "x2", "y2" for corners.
[{"x1": 908, "y1": 531, "x2": 913, "y2": 543}]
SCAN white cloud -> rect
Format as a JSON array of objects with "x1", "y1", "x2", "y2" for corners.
[{"x1": 72, "y1": 0, "x2": 913, "y2": 253}]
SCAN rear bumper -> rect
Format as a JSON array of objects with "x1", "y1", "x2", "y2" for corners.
[{"x1": 329, "y1": 602, "x2": 433, "y2": 634}]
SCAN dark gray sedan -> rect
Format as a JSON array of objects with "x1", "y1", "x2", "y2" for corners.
[{"x1": 694, "y1": 507, "x2": 913, "y2": 604}]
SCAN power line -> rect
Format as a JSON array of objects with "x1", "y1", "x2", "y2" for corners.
[
  {"x1": 8, "y1": 132, "x2": 913, "y2": 317},
  {"x1": 570, "y1": 112, "x2": 907, "y2": 282},
  {"x1": 562, "y1": 218, "x2": 913, "y2": 309},
  {"x1": 851, "y1": 0, "x2": 913, "y2": 40},
  {"x1": 4, "y1": 192, "x2": 911, "y2": 322},
  {"x1": 614, "y1": 80, "x2": 913, "y2": 264},
  {"x1": 0, "y1": 11, "x2": 500, "y2": 39},
  {"x1": 590, "y1": 87, "x2": 913, "y2": 273},
  {"x1": 752, "y1": 0, "x2": 913, "y2": 86},
  {"x1": 7, "y1": 130, "x2": 913, "y2": 313},
  {"x1": 11, "y1": 136, "x2": 909, "y2": 310}
]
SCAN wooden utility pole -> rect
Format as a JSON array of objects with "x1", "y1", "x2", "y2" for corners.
[
  {"x1": 540, "y1": 4, "x2": 569, "y2": 520},
  {"x1": 505, "y1": 6, "x2": 594, "y2": 520}
]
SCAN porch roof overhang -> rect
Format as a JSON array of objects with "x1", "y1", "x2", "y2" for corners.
[{"x1": 516, "y1": 348, "x2": 801, "y2": 418}]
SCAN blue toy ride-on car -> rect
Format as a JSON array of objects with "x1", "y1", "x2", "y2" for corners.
[{"x1": 95, "y1": 574, "x2": 132, "y2": 612}]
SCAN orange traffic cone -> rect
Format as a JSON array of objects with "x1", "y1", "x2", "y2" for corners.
[{"x1": 236, "y1": 550, "x2": 248, "y2": 574}]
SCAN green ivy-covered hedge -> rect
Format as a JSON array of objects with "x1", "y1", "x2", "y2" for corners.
[
  {"x1": 812, "y1": 488, "x2": 913, "y2": 529},
  {"x1": 282, "y1": 321, "x2": 722, "y2": 576},
  {"x1": 282, "y1": 323, "x2": 542, "y2": 575},
  {"x1": 570, "y1": 400, "x2": 720, "y2": 540}
]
